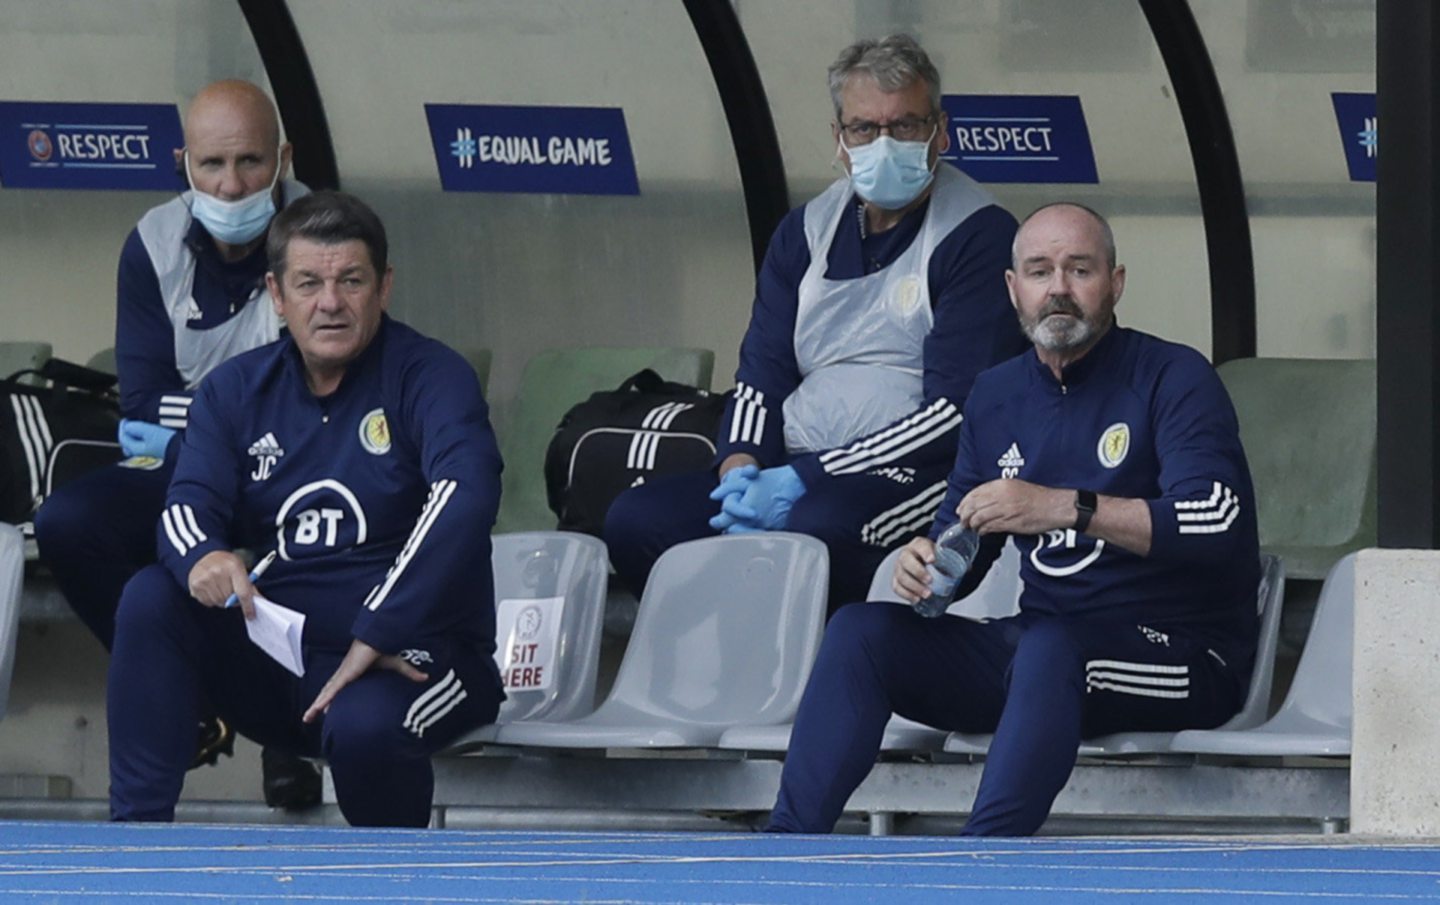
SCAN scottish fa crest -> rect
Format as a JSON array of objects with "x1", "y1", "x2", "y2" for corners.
[
  {"x1": 890, "y1": 275, "x2": 922, "y2": 317},
  {"x1": 1097, "y1": 422, "x2": 1129, "y2": 469},
  {"x1": 358, "y1": 408, "x2": 391, "y2": 456}
]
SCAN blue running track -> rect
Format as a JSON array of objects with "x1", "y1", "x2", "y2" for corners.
[{"x1": 0, "y1": 822, "x2": 1435, "y2": 903}]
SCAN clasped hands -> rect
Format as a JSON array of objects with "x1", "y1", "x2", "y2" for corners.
[{"x1": 707, "y1": 462, "x2": 806, "y2": 534}]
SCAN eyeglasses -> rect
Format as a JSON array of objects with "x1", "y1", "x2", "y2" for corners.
[{"x1": 838, "y1": 114, "x2": 936, "y2": 146}]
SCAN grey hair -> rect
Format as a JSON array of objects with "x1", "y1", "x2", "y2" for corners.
[
  {"x1": 827, "y1": 34, "x2": 941, "y2": 121},
  {"x1": 266, "y1": 190, "x2": 389, "y2": 279},
  {"x1": 1012, "y1": 202, "x2": 1118, "y2": 270}
]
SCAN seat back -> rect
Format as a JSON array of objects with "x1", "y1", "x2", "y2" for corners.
[
  {"x1": 866, "y1": 538, "x2": 1022, "y2": 622},
  {"x1": 1215, "y1": 552, "x2": 1286, "y2": 729},
  {"x1": 0, "y1": 523, "x2": 23, "y2": 721},
  {"x1": 458, "y1": 347, "x2": 493, "y2": 398},
  {"x1": 85, "y1": 347, "x2": 117, "y2": 376},
  {"x1": 494, "y1": 347, "x2": 714, "y2": 534},
  {"x1": 491, "y1": 531, "x2": 609, "y2": 724},
  {"x1": 604, "y1": 533, "x2": 827, "y2": 726},
  {"x1": 1281, "y1": 552, "x2": 1355, "y2": 728},
  {"x1": 1217, "y1": 357, "x2": 1376, "y2": 576},
  {"x1": 0, "y1": 342, "x2": 52, "y2": 386}
]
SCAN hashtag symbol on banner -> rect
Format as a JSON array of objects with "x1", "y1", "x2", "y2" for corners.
[
  {"x1": 450, "y1": 127, "x2": 477, "y2": 168},
  {"x1": 1358, "y1": 117, "x2": 1377, "y2": 159}
]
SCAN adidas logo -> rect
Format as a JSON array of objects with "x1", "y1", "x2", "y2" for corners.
[
  {"x1": 247, "y1": 432, "x2": 285, "y2": 458},
  {"x1": 998, "y1": 442, "x2": 1024, "y2": 479},
  {"x1": 186, "y1": 300, "x2": 203, "y2": 321}
]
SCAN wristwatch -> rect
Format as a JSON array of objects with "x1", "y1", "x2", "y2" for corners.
[{"x1": 1074, "y1": 489, "x2": 1097, "y2": 533}]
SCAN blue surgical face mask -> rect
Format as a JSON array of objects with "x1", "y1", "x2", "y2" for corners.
[
  {"x1": 843, "y1": 129, "x2": 938, "y2": 210},
  {"x1": 184, "y1": 149, "x2": 282, "y2": 245}
]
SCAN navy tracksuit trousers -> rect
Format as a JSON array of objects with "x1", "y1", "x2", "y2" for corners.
[
  {"x1": 108, "y1": 564, "x2": 503, "y2": 827},
  {"x1": 34, "y1": 460, "x2": 174, "y2": 650},
  {"x1": 605, "y1": 468, "x2": 948, "y2": 614},
  {"x1": 765, "y1": 602, "x2": 1250, "y2": 836}
]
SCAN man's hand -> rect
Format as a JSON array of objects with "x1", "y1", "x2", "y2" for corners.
[
  {"x1": 708, "y1": 462, "x2": 759, "y2": 531},
  {"x1": 719, "y1": 453, "x2": 759, "y2": 479},
  {"x1": 118, "y1": 419, "x2": 177, "y2": 459},
  {"x1": 740, "y1": 465, "x2": 805, "y2": 530},
  {"x1": 712, "y1": 465, "x2": 805, "y2": 533},
  {"x1": 892, "y1": 536, "x2": 937, "y2": 603},
  {"x1": 188, "y1": 550, "x2": 256, "y2": 617},
  {"x1": 302, "y1": 639, "x2": 429, "y2": 724},
  {"x1": 959, "y1": 479, "x2": 1074, "y2": 537}
]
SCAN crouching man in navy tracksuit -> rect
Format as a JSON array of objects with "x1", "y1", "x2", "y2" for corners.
[
  {"x1": 766, "y1": 203, "x2": 1260, "y2": 836},
  {"x1": 107, "y1": 191, "x2": 504, "y2": 827}
]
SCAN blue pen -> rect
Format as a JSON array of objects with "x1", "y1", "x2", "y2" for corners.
[{"x1": 224, "y1": 550, "x2": 277, "y2": 609}]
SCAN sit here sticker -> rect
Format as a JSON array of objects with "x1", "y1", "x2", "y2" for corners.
[
  {"x1": 494, "y1": 596, "x2": 564, "y2": 692},
  {"x1": 425, "y1": 103, "x2": 639, "y2": 195}
]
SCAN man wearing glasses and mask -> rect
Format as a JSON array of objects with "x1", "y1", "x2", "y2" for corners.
[
  {"x1": 606, "y1": 35, "x2": 1026, "y2": 612},
  {"x1": 34, "y1": 78, "x2": 320, "y2": 806}
]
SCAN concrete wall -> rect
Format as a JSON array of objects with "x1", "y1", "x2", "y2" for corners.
[{"x1": 1352, "y1": 549, "x2": 1440, "y2": 835}]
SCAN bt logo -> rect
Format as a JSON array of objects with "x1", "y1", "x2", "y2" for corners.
[
  {"x1": 274, "y1": 479, "x2": 368, "y2": 560},
  {"x1": 1029, "y1": 528, "x2": 1105, "y2": 577}
]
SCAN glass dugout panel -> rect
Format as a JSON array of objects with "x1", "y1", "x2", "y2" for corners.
[
  {"x1": 285, "y1": 0, "x2": 753, "y2": 418},
  {"x1": 738, "y1": 0, "x2": 1212, "y2": 357},
  {"x1": 0, "y1": 1, "x2": 269, "y2": 362},
  {"x1": 1192, "y1": 2, "x2": 1376, "y2": 359}
]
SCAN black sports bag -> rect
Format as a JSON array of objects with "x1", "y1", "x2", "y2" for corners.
[
  {"x1": 0, "y1": 360, "x2": 123, "y2": 526},
  {"x1": 544, "y1": 369, "x2": 728, "y2": 536}
]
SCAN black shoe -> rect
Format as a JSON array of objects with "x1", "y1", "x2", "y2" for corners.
[
  {"x1": 189, "y1": 717, "x2": 235, "y2": 770},
  {"x1": 262, "y1": 747, "x2": 322, "y2": 810}
]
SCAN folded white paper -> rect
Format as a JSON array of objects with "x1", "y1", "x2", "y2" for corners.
[{"x1": 246, "y1": 593, "x2": 306, "y2": 677}]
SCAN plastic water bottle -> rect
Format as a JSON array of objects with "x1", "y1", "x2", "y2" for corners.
[{"x1": 913, "y1": 523, "x2": 981, "y2": 618}]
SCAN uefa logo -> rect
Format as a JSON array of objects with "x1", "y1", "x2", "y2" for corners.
[{"x1": 27, "y1": 129, "x2": 52, "y2": 162}]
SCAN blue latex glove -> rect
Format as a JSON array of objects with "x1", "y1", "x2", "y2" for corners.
[
  {"x1": 118, "y1": 418, "x2": 177, "y2": 460},
  {"x1": 723, "y1": 464, "x2": 806, "y2": 533},
  {"x1": 707, "y1": 464, "x2": 758, "y2": 532}
]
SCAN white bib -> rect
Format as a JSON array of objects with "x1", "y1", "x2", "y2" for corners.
[
  {"x1": 136, "y1": 180, "x2": 309, "y2": 388},
  {"x1": 783, "y1": 165, "x2": 996, "y2": 453}
]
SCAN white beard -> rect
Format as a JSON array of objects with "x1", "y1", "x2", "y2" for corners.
[{"x1": 1028, "y1": 313, "x2": 1096, "y2": 352}]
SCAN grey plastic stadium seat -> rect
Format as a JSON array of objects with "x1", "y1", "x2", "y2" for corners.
[
  {"x1": 1218, "y1": 358, "x2": 1375, "y2": 580},
  {"x1": 444, "y1": 531, "x2": 607, "y2": 751},
  {"x1": 0, "y1": 342, "x2": 52, "y2": 385},
  {"x1": 717, "y1": 539, "x2": 1023, "y2": 755},
  {"x1": 1171, "y1": 553, "x2": 1354, "y2": 757},
  {"x1": 0, "y1": 524, "x2": 24, "y2": 721},
  {"x1": 495, "y1": 533, "x2": 827, "y2": 749},
  {"x1": 946, "y1": 553, "x2": 1288, "y2": 758},
  {"x1": 85, "y1": 347, "x2": 117, "y2": 376},
  {"x1": 458, "y1": 347, "x2": 492, "y2": 397},
  {"x1": 716, "y1": 713, "x2": 962, "y2": 755},
  {"x1": 494, "y1": 347, "x2": 714, "y2": 534}
]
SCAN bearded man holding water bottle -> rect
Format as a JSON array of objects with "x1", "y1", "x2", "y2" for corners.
[{"x1": 766, "y1": 202, "x2": 1261, "y2": 836}]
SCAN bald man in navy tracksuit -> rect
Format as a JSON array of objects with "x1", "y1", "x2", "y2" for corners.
[
  {"x1": 766, "y1": 203, "x2": 1260, "y2": 836},
  {"x1": 107, "y1": 191, "x2": 503, "y2": 826}
]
